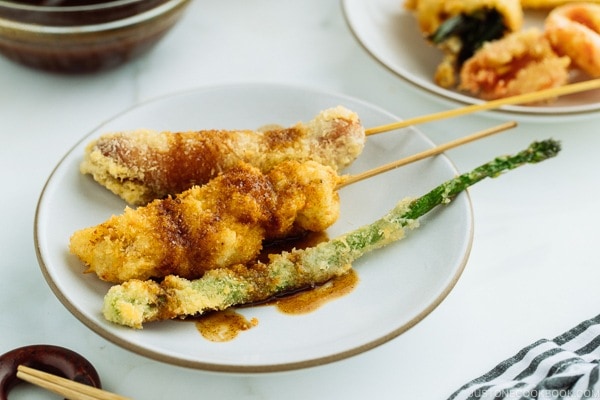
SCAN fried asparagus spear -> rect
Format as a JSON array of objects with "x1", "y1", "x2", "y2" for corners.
[{"x1": 103, "y1": 140, "x2": 561, "y2": 329}]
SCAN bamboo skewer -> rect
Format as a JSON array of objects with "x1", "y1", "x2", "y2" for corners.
[
  {"x1": 365, "y1": 78, "x2": 600, "y2": 135},
  {"x1": 339, "y1": 121, "x2": 517, "y2": 188},
  {"x1": 17, "y1": 365, "x2": 132, "y2": 400}
]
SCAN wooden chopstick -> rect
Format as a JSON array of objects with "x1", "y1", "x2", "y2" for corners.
[
  {"x1": 365, "y1": 78, "x2": 600, "y2": 135},
  {"x1": 339, "y1": 121, "x2": 517, "y2": 188},
  {"x1": 17, "y1": 365, "x2": 132, "y2": 400}
]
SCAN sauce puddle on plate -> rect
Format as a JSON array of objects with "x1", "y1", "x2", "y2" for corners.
[
  {"x1": 271, "y1": 269, "x2": 358, "y2": 315},
  {"x1": 192, "y1": 231, "x2": 359, "y2": 342},
  {"x1": 195, "y1": 310, "x2": 258, "y2": 342}
]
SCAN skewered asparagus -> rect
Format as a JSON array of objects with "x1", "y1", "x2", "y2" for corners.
[{"x1": 103, "y1": 140, "x2": 561, "y2": 329}]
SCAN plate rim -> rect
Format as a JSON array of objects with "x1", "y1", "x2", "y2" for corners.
[{"x1": 34, "y1": 82, "x2": 473, "y2": 373}]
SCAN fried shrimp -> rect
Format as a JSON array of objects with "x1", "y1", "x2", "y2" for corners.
[
  {"x1": 545, "y1": 2, "x2": 600, "y2": 77},
  {"x1": 459, "y1": 28, "x2": 571, "y2": 100},
  {"x1": 69, "y1": 160, "x2": 341, "y2": 283}
]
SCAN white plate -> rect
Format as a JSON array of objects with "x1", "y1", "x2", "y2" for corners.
[
  {"x1": 34, "y1": 83, "x2": 472, "y2": 372},
  {"x1": 342, "y1": 0, "x2": 600, "y2": 116}
]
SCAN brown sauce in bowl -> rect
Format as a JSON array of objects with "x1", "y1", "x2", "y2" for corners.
[
  {"x1": 14, "y1": 1, "x2": 118, "y2": 5},
  {"x1": 0, "y1": 0, "x2": 170, "y2": 26},
  {"x1": 0, "y1": 0, "x2": 189, "y2": 73}
]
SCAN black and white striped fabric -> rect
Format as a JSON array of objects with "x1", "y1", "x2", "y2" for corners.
[{"x1": 448, "y1": 314, "x2": 600, "y2": 400}]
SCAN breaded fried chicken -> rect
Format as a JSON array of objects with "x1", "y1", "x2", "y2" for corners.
[
  {"x1": 69, "y1": 160, "x2": 341, "y2": 283},
  {"x1": 81, "y1": 106, "x2": 364, "y2": 205}
]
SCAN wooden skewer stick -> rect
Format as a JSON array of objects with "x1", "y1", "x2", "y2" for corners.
[
  {"x1": 339, "y1": 121, "x2": 517, "y2": 189},
  {"x1": 17, "y1": 365, "x2": 132, "y2": 400},
  {"x1": 365, "y1": 78, "x2": 600, "y2": 136}
]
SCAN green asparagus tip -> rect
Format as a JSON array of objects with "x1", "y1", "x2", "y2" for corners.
[
  {"x1": 403, "y1": 139, "x2": 561, "y2": 220},
  {"x1": 523, "y1": 139, "x2": 562, "y2": 164}
]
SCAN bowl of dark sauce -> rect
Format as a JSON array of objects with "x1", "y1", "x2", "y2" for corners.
[{"x1": 0, "y1": 0, "x2": 190, "y2": 73}]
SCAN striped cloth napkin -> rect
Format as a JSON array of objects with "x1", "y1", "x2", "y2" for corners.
[{"x1": 448, "y1": 314, "x2": 600, "y2": 400}]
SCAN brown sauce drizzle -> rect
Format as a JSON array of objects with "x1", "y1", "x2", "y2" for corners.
[
  {"x1": 195, "y1": 310, "x2": 258, "y2": 342},
  {"x1": 258, "y1": 230, "x2": 329, "y2": 263},
  {"x1": 192, "y1": 231, "x2": 359, "y2": 342},
  {"x1": 272, "y1": 269, "x2": 359, "y2": 315}
]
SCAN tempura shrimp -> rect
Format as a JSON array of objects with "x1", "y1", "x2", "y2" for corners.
[
  {"x1": 459, "y1": 28, "x2": 571, "y2": 100},
  {"x1": 545, "y1": 2, "x2": 600, "y2": 77}
]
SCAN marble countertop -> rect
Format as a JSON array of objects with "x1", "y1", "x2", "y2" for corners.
[{"x1": 1, "y1": 1, "x2": 599, "y2": 399}]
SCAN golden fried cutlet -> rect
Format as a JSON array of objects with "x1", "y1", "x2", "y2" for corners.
[
  {"x1": 81, "y1": 106, "x2": 364, "y2": 205},
  {"x1": 70, "y1": 160, "x2": 341, "y2": 283}
]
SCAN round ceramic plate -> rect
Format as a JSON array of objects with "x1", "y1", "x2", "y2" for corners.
[
  {"x1": 342, "y1": 0, "x2": 600, "y2": 116},
  {"x1": 34, "y1": 83, "x2": 473, "y2": 372}
]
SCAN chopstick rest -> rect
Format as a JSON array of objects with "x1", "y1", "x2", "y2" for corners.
[
  {"x1": 0, "y1": 344, "x2": 116, "y2": 400},
  {"x1": 448, "y1": 313, "x2": 600, "y2": 400}
]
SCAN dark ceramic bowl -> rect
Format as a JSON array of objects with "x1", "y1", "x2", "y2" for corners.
[{"x1": 0, "y1": 0, "x2": 190, "y2": 73}]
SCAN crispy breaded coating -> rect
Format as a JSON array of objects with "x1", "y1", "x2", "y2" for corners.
[
  {"x1": 521, "y1": 0, "x2": 600, "y2": 9},
  {"x1": 405, "y1": 0, "x2": 523, "y2": 36},
  {"x1": 69, "y1": 160, "x2": 341, "y2": 284},
  {"x1": 545, "y1": 3, "x2": 600, "y2": 77},
  {"x1": 80, "y1": 106, "x2": 365, "y2": 205},
  {"x1": 459, "y1": 28, "x2": 571, "y2": 100},
  {"x1": 404, "y1": 0, "x2": 523, "y2": 89},
  {"x1": 101, "y1": 139, "x2": 562, "y2": 329}
]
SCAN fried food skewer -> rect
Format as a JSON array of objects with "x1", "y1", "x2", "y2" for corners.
[
  {"x1": 81, "y1": 79, "x2": 598, "y2": 207},
  {"x1": 82, "y1": 106, "x2": 365, "y2": 206},
  {"x1": 343, "y1": 121, "x2": 516, "y2": 187},
  {"x1": 103, "y1": 139, "x2": 561, "y2": 329},
  {"x1": 365, "y1": 78, "x2": 600, "y2": 135},
  {"x1": 70, "y1": 159, "x2": 342, "y2": 284},
  {"x1": 70, "y1": 122, "x2": 516, "y2": 284}
]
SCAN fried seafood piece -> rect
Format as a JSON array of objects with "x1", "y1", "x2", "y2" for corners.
[
  {"x1": 81, "y1": 106, "x2": 365, "y2": 205},
  {"x1": 521, "y1": 0, "x2": 600, "y2": 9},
  {"x1": 405, "y1": 0, "x2": 523, "y2": 88},
  {"x1": 405, "y1": 0, "x2": 522, "y2": 36},
  {"x1": 459, "y1": 28, "x2": 571, "y2": 100},
  {"x1": 69, "y1": 160, "x2": 341, "y2": 283},
  {"x1": 545, "y1": 2, "x2": 600, "y2": 77}
]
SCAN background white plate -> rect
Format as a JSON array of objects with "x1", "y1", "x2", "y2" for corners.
[
  {"x1": 342, "y1": 0, "x2": 600, "y2": 116},
  {"x1": 34, "y1": 83, "x2": 473, "y2": 372}
]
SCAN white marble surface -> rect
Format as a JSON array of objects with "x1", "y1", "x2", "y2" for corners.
[{"x1": 1, "y1": 1, "x2": 599, "y2": 399}]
